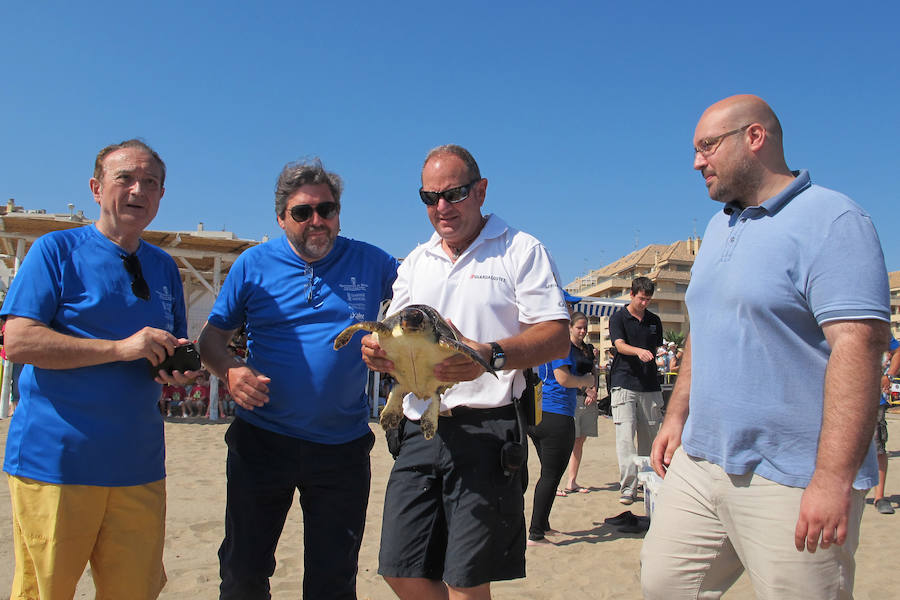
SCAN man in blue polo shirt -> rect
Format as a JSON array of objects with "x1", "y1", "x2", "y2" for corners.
[
  {"x1": 642, "y1": 95, "x2": 890, "y2": 599},
  {"x1": 2, "y1": 139, "x2": 195, "y2": 599},
  {"x1": 198, "y1": 159, "x2": 398, "y2": 600}
]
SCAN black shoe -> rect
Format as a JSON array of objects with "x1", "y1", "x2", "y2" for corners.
[
  {"x1": 604, "y1": 510, "x2": 637, "y2": 526},
  {"x1": 875, "y1": 498, "x2": 895, "y2": 514}
]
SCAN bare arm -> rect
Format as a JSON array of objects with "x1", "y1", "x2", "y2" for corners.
[
  {"x1": 489, "y1": 320, "x2": 570, "y2": 369},
  {"x1": 4, "y1": 315, "x2": 182, "y2": 370},
  {"x1": 650, "y1": 335, "x2": 692, "y2": 477},
  {"x1": 198, "y1": 322, "x2": 270, "y2": 410},
  {"x1": 794, "y1": 319, "x2": 887, "y2": 553},
  {"x1": 613, "y1": 338, "x2": 655, "y2": 363},
  {"x1": 554, "y1": 365, "x2": 595, "y2": 390}
]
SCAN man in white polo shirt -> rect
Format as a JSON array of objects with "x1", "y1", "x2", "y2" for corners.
[{"x1": 361, "y1": 144, "x2": 569, "y2": 600}]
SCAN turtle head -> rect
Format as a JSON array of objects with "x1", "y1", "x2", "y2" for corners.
[{"x1": 399, "y1": 307, "x2": 428, "y2": 332}]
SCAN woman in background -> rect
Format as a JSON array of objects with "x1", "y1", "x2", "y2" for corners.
[
  {"x1": 564, "y1": 316, "x2": 598, "y2": 493},
  {"x1": 527, "y1": 312, "x2": 597, "y2": 546}
]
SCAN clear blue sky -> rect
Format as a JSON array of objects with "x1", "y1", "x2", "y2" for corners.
[{"x1": 2, "y1": 2, "x2": 897, "y2": 285}]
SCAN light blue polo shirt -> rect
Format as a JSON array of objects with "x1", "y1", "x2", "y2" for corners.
[{"x1": 682, "y1": 170, "x2": 889, "y2": 489}]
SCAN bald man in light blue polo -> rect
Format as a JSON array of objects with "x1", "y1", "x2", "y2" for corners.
[{"x1": 641, "y1": 95, "x2": 890, "y2": 599}]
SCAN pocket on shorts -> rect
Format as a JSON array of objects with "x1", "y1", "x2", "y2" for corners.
[{"x1": 610, "y1": 388, "x2": 631, "y2": 424}]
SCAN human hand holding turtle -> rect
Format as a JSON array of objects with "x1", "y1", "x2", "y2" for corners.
[
  {"x1": 337, "y1": 305, "x2": 496, "y2": 439},
  {"x1": 433, "y1": 319, "x2": 490, "y2": 383},
  {"x1": 358, "y1": 318, "x2": 488, "y2": 384}
]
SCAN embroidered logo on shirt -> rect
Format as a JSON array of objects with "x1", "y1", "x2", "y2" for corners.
[
  {"x1": 469, "y1": 274, "x2": 507, "y2": 284},
  {"x1": 339, "y1": 277, "x2": 369, "y2": 293},
  {"x1": 340, "y1": 278, "x2": 371, "y2": 318}
]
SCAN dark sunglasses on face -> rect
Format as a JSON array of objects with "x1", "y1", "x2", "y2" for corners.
[
  {"x1": 288, "y1": 201, "x2": 340, "y2": 223},
  {"x1": 121, "y1": 253, "x2": 150, "y2": 301},
  {"x1": 419, "y1": 179, "x2": 482, "y2": 206}
]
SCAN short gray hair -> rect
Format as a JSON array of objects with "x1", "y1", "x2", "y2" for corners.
[
  {"x1": 422, "y1": 144, "x2": 481, "y2": 182},
  {"x1": 94, "y1": 139, "x2": 166, "y2": 186},
  {"x1": 274, "y1": 158, "x2": 343, "y2": 217}
]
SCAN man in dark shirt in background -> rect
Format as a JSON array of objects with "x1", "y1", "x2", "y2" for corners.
[{"x1": 608, "y1": 276, "x2": 663, "y2": 504}]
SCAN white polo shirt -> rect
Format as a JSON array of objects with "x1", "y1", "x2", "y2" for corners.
[{"x1": 390, "y1": 214, "x2": 570, "y2": 418}]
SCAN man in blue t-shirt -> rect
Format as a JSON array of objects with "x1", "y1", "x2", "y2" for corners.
[
  {"x1": 1, "y1": 140, "x2": 196, "y2": 599},
  {"x1": 641, "y1": 95, "x2": 891, "y2": 599},
  {"x1": 198, "y1": 159, "x2": 398, "y2": 600}
]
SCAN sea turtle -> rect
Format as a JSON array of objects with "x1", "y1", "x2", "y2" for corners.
[{"x1": 333, "y1": 304, "x2": 497, "y2": 439}]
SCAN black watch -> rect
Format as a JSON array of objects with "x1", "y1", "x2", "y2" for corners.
[{"x1": 489, "y1": 342, "x2": 507, "y2": 370}]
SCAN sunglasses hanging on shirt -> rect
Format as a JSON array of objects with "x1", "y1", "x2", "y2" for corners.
[{"x1": 122, "y1": 253, "x2": 151, "y2": 301}]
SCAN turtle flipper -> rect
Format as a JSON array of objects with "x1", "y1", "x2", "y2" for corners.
[
  {"x1": 380, "y1": 385, "x2": 406, "y2": 431},
  {"x1": 420, "y1": 396, "x2": 441, "y2": 440},
  {"x1": 333, "y1": 321, "x2": 388, "y2": 349},
  {"x1": 437, "y1": 338, "x2": 498, "y2": 378}
]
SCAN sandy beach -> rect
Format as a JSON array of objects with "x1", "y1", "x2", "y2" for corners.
[{"x1": 1, "y1": 413, "x2": 898, "y2": 600}]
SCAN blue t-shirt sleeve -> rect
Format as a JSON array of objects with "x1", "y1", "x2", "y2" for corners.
[
  {"x1": 381, "y1": 255, "x2": 399, "y2": 303},
  {"x1": 208, "y1": 253, "x2": 248, "y2": 331},
  {"x1": 170, "y1": 264, "x2": 188, "y2": 339},
  {"x1": 549, "y1": 352, "x2": 575, "y2": 371},
  {"x1": 890, "y1": 336, "x2": 899, "y2": 352},
  {"x1": 808, "y1": 210, "x2": 890, "y2": 324},
  {"x1": 1, "y1": 235, "x2": 63, "y2": 323}
]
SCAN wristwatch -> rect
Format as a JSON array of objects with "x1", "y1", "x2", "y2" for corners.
[{"x1": 489, "y1": 342, "x2": 507, "y2": 370}]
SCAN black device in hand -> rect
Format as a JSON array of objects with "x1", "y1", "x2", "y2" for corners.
[{"x1": 148, "y1": 343, "x2": 202, "y2": 377}]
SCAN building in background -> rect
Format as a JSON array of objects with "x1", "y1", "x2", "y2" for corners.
[{"x1": 566, "y1": 238, "x2": 701, "y2": 351}]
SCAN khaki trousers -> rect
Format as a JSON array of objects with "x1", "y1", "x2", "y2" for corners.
[
  {"x1": 611, "y1": 387, "x2": 663, "y2": 497},
  {"x1": 641, "y1": 447, "x2": 865, "y2": 599}
]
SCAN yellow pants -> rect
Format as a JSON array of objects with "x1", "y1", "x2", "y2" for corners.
[{"x1": 8, "y1": 475, "x2": 167, "y2": 600}]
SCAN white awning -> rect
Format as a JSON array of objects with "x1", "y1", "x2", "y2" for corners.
[{"x1": 572, "y1": 298, "x2": 628, "y2": 317}]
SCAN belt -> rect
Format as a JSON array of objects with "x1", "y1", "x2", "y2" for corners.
[{"x1": 438, "y1": 404, "x2": 515, "y2": 418}]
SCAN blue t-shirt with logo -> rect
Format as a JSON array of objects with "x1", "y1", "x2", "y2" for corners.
[
  {"x1": 208, "y1": 235, "x2": 398, "y2": 444},
  {"x1": 2, "y1": 225, "x2": 186, "y2": 486}
]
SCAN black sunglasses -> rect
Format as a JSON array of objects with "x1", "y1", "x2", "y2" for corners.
[
  {"x1": 122, "y1": 253, "x2": 150, "y2": 301},
  {"x1": 288, "y1": 201, "x2": 340, "y2": 223},
  {"x1": 419, "y1": 179, "x2": 482, "y2": 206}
]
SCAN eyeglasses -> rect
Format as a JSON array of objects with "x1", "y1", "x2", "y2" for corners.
[
  {"x1": 289, "y1": 201, "x2": 340, "y2": 223},
  {"x1": 693, "y1": 124, "x2": 752, "y2": 157},
  {"x1": 121, "y1": 253, "x2": 150, "y2": 301},
  {"x1": 419, "y1": 179, "x2": 482, "y2": 206}
]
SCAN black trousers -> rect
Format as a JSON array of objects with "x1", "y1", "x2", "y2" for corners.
[
  {"x1": 218, "y1": 418, "x2": 375, "y2": 600},
  {"x1": 527, "y1": 411, "x2": 575, "y2": 540}
]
